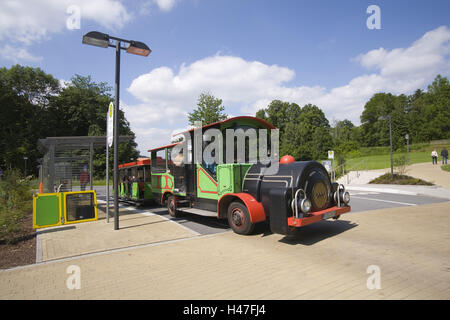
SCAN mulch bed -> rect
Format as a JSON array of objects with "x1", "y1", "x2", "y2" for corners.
[
  {"x1": 369, "y1": 173, "x2": 434, "y2": 185},
  {"x1": 0, "y1": 213, "x2": 36, "y2": 270}
]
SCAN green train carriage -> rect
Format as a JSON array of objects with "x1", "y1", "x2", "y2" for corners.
[{"x1": 118, "y1": 158, "x2": 153, "y2": 202}]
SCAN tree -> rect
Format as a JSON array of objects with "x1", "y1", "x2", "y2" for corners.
[
  {"x1": 0, "y1": 66, "x2": 140, "y2": 178},
  {"x1": 256, "y1": 100, "x2": 301, "y2": 134},
  {"x1": 0, "y1": 83, "x2": 35, "y2": 170},
  {"x1": 0, "y1": 65, "x2": 61, "y2": 172},
  {"x1": 188, "y1": 92, "x2": 227, "y2": 126},
  {"x1": 51, "y1": 75, "x2": 139, "y2": 178},
  {"x1": 257, "y1": 100, "x2": 331, "y2": 160},
  {"x1": 360, "y1": 93, "x2": 409, "y2": 149},
  {"x1": 407, "y1": 75, "x2": 450, "y2": 142}
]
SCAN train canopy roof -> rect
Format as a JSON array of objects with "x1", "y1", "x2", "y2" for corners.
[{"x1": 118, "y1": 158, "x2": 151, "y2": 169}]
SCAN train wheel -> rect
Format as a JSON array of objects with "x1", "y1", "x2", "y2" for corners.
[
  {"x1": 167, "y1": 195, "x2": 179, "y2": 217},
  {"x1": 227, "y1": 201, "x2": 255, "y2": 235}
]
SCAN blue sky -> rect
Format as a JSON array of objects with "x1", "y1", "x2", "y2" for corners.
[{"x1": 1, "y1": 0, "x2": 450, "y2": 154}]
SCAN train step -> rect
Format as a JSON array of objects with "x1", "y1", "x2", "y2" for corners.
[{"x1": 176, "y1": 207, "x2": 218, "y2": 217}]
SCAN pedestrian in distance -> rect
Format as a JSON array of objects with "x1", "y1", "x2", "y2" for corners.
[
  {"x1": 80, "y1": 165, "x2": 89, "y2": 191},
  {"x1": 441, "y1": 147, "x2": 448, "y2": 165},
  {"x1": 431, "y1": 150, "x2": 438, "y2": 165}
]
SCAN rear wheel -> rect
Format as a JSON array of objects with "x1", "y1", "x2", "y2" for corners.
[
  {"x1": 167, "y1": 195, "x2": 180, "y2": 217},
  {"x1": 227, "y1": 201, "x2": 255, "y2": 235}
]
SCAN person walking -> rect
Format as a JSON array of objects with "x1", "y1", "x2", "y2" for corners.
[
  {"x1": 441, "y1": 147, "x2": 448, "y2": 165},
  {"x1": 431, "y1": 150, "x2": 438, "y2": 165},
  {"x1": 80, "y1": 166, "x2": 89, "y2": 191}
]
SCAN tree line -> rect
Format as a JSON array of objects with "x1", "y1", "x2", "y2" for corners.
[
  {"x1": 0, "y1": 65, "x2": 139, "y2": 178},
  {"x1": 189, "y1": 74, "x2": 450, "y2": 162},
  {"x1": 1, "y1": 63, "x2": 449, "y2": 178}
]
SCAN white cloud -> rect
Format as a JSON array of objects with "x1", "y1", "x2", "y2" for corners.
[
  {"x1": 0, "y1": 44, "x2": 43, "y2": 63},
  {"x1": 0, "y1": 0, "x2": 131, "y2": 45},
  {"x1": 355, "y1": 25, "x2": 450, "y2": 79},
  {"x1": 153, "y1": 0, "x2": 178, "y2": 12},
  {"x1": 122, "y1": 26, "x2": 449, "y2": 152}
]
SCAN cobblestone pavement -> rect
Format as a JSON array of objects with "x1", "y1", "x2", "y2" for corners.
[{"x1": 1, "y1": 201, "x2": 449, "y2": 299}]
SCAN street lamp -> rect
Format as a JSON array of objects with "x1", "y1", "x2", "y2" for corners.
[
  {"x1": 378, "y1": 115, "x2": 393, "y2": 178},
  {"x1": 82, "y1": 31, "x2": 151, "y2": 230},
  {"x1": 405, "y1": 133, "x2": 410, "y2": 165}
]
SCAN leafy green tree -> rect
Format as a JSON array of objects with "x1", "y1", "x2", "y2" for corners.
[
  {"x1": 407, "y1": 75, "x2": 450, "y2": 142},
  {"x1": 256, "y1": 100, "x2": 301, "y2": 134},
  {"x1": 360, "y1": 93, "x2": 410, "y2": 149},
  {"x1": 0, "y1": 66, "x2": 140, "y2": 178},
  {"x1": 257, "y1": 100, "x2": 331, "y2": 160},
  {"x1": 0, "y1": 64, "x2": 60, "y2": 107},
  {"x1": 51, "y1": 75, "x2": 139, "y2": 178},
  {"x1": 188, "y1": 92, "x2": 228, "y2": 126},
  {"x1": 0, "y1": 65, "x2": 61, "y2": 172}
]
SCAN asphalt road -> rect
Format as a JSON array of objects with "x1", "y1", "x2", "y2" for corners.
[
  {"x1": 93, "y1": 186, "x2": 447, "y2": 236},
  {"x1": 348, "y1": 191, "x2": 447, "y2": 212}
]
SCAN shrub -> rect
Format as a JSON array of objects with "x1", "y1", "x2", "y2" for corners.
[
  {"x1": 369, "y1": 173, "x2": 433, "y2": 185},
  {"x1": 394, "y1": 155, "x2": 408, "y2": 175},
  {"x1": 0, "y1": 170, "x2": 34, "y2": 243}
]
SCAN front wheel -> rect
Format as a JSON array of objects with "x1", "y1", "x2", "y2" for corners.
[{"x1": 227, "y1": 201, "x2": 255, "y2": 235}]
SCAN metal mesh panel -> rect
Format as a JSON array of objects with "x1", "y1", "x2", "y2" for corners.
[
  {"x1": 65, "y1": 193, "x2": 95, "y2": 222},
  {"x1": 54, "y1": 145, "x2": 90, "y2": 192},
  {"x1": 39, "y1": 139, "x2": 93, "y2": 193},
  {"x1": 38, "y1": 136, "x2": 132, "y2": 193}
]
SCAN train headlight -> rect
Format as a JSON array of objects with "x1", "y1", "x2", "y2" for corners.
[
  {"x1": 300, "y1": 198, "x2": 312, "y2": 213},
  {"x1": 343, "y1": 191, "x2": 350, "y2": 204},
  {"x1": 334, "y1": 184, "x2": 350, "y2": 206}
]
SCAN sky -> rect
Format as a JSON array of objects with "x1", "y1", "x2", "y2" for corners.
[{"x1": 1, "y1": 0, "x2": 450, "y2": 155}]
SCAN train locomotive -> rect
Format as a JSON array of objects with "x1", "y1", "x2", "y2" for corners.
[{"x1": 118, "y1": 116, "x2": 350, "y2": 235}]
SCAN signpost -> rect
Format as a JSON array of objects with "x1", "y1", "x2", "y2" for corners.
[
  {"x1": 327, "y1": 150, "x2": 335, "y2": 180},
  {"x1": 106, "y1": 102, "x2": 114, "y2": 223}
]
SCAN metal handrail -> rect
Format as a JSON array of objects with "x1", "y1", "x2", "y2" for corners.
[{"x1": 335, "y1": 159, "x2": 368, "y2": 184}]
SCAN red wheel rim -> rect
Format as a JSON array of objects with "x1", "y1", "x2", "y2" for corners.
[
  {"x1": 168, "y1": 199, "x2": 175, "y2": 215},
  {"x1": 231, "y1": 207, "x2": 246, "y2": 229}
]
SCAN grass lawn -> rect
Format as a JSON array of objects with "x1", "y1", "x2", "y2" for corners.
[
  {"x1": 345, "y1": 150, "x2": 443, "y2": 170},
  {"x1": 339, "y1": 142, "x2": 450, "y2": 171},
  {"x1": 442, "y1": 164, "x2": 450, "y2": 172},
  {"x1": 29, "y1": 178, "x2": 113, "y2": 189}
]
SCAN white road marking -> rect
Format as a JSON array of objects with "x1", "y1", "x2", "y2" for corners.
[
  {"x1": 350, "y1": 192, "x2": 381, "y2": 195},
  {"x1": 351, "y1": 195, "x2": 417, "y2": 206}
]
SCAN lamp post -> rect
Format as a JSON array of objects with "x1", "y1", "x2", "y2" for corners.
[
  {"x1": 405, "y1": 133, "x2": 410, "y2": 165},
  {"x1": 82, "y1": 31, "x2": 151, "y2": 230},
  {"x1": 379, "y1": 115, "x2": 393, "y2": 179},
  {"x1": 23, "y1": 156, "x2": 28, "y2": 178}
]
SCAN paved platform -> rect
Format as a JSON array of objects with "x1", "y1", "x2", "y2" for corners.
[
  {"x1": 36, "y1": 204, "x2": 198, "y2": 262},
  {"x1": 407, "y1": 162, "x2": 450, "y2": 189},
  {"x1": 1, "y1": 201, "x2": 449, "y2": 300}
]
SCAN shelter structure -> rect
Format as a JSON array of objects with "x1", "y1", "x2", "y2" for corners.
[{"x1": 38, "y1": 136, "x2": 132, "y2": 193}]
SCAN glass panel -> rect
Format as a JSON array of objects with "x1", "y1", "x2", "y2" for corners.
[
  {"x1": 65, "y1": 193, "x2": 95, "y2": 222},
  {"x1": 152, "y1": 150, "x2": 166, "y2": 172}
]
